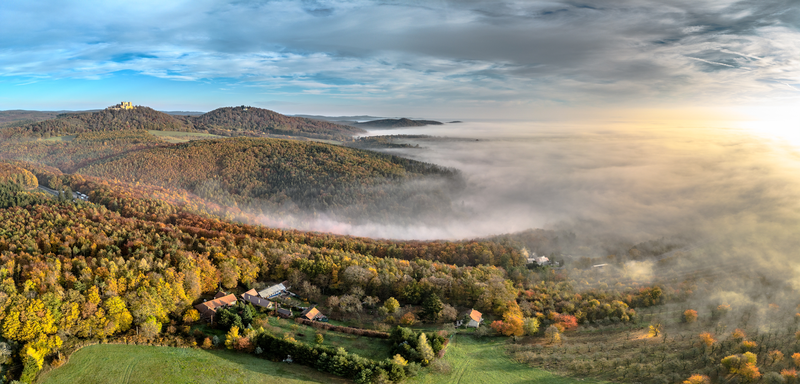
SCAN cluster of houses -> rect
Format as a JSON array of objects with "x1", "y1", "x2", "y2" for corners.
[
  {"x1": 194, "y1": 280, "x2": 485, "y2": 330},
  {"x1": 193, "y1": 282, "x2": 328, "y2": 324}
]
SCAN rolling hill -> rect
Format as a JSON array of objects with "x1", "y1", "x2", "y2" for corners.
[
  {"x1": 75, "y1": 137, "x2": 463, "y2": 223},
  {"x1": 0, "y1": 107, "x2": 193, "y2": 140},
  {"x1": 189, "y1": 106, "x2": 365, "y2": 140}
]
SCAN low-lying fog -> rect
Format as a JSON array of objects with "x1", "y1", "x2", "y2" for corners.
[{"x1": 272, "y1": 120, "x2": 800, "y2": 257}]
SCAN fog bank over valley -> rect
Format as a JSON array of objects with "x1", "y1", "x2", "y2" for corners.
[{"x1": 277, "y1": 120, "x2": 800, "y2": 269}]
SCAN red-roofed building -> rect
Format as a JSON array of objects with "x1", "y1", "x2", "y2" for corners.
[
  {"x1": 194, "y1": 292, "x2": 238, "y2": 323},
  {"x1": 466, "y1": 309, "x2": 483, "y2": 328},
  {"x1": 300, "y1": 306, "x2": 327, "y2": 322}
]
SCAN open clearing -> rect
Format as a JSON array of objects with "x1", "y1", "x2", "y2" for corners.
[
  {"x1": 147, "y1": 130, "x2": 223, "y2": 143},
  {"x1": 38, "y1": 344, "x2": 348, "y2": 384},
  {"x1": 40, "y1": 135, "x2": 76, "y2": 142},
  {"x1": 409, "y1": 335, "x2": 605, "y2": 384}
]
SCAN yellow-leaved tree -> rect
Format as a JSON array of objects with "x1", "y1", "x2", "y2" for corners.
[
  {"x1": 225, "y1": 326, "x2": 241, "y2": 350},
  {"x1": 3, "y1": 297, "x2": 57, "y2": 343},
  {"x1": 104, "y1": 296, "x2": 133, "y2": 334}
]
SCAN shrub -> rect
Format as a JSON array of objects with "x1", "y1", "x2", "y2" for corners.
[
  {"x1": 545, "y1": 325, "x2": 561, "y2": 344},
  {"x1": 400, "y1": 312, "x2": 417, "y2": 326},
  {"x1": 235, "y1": 336, "x2": 254, "y2": 353},
  {"x1": 50, "y1": 356, "x2": 65, "y2": 369},
  {"x1": 731, "y1": 328, "x2": 746, "y2": 341},
  {"x1": 764, "y1": 371, "x2": 785, "y2": 384},
  {"x1": 712, "y1": 304, "x2": 731, "y2": 319},
  {"x1": 683, "y1": 309, "x2": 698, "y2": 323},
  {"x1": 430, "y1": 359, "x2": 452, "y2": 374}
]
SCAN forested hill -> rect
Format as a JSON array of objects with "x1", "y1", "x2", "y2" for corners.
[
  {"x1": 188, "y1": 106, "x2": 365, "y2": 140},
  {"x1": 76, "y1": 137, "x2": 463, "y2": 223},
  {"x1": 0, "y1": 105, "x2": 365, "y2": 141},
  {"x1": 0, "y1": 107, "x2": 193, "y2": 140},
  {"x1": 0, "y1": 162, "x2": 38, "y2": 190}
]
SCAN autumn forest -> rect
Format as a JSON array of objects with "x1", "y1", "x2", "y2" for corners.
[{"x1": 0, "y1": 106, "x2": 798, "y2": 384}]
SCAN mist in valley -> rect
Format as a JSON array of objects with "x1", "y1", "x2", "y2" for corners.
[
  {"x1": 251, "y1": 120, "x2": 800, "y2": 317},
  {"x1": 284, "y1": 120, "x2": 800, "y2": 249}
]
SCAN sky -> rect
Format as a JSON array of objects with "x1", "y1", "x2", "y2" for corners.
[{"x1": 1, "y1": 0, "x2": 798, "y2": 121}]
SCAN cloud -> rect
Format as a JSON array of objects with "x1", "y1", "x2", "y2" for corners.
[{"x1": 1, "y1": 0, "x2": 798, "y2": 113}]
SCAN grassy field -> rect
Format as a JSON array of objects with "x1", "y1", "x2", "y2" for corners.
[
  {"x1": 147, "y1": 130, "x2": 223, "y2": 143},
  {"x1": 38, "y1": 344, "x2": 348, "y2": 384},
  {"x1": 409, "y1": 335, "x2": 605, "y2": 384},
  {"x1": 41, "y1": 135, "x2": 76, "y2": 142},
  {"x1": 256, "y1": 315, "x2": 393, "y2": 361}
]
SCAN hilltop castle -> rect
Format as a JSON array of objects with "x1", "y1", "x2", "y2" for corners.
[{"x1": 108, "y1": 101, "x2": 134, "y2": 110}]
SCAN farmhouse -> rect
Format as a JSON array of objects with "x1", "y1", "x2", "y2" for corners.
[
  {"x1": 528, "y1": 254, "x2": 550, "y2": 265},
  {"x1": 300, "y1": 306, "x2": 327, "y2": 322},
  {"x1": 240, "y1": 288, "x2": 273, "y2": 309},
  {"x1": 194, "y1": 291, "x2": 237, "y2": 323},
  {"x1": 465, "y1": 309, "x2": 483, "y2": 328},
  {"x1": 258, "y1": 282, "x2": 289, "y2": 299}
]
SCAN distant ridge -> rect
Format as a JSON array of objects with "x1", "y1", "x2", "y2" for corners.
[
  {"x1": 0, "y1": 105, "x2": 365, "y2": 141},
  {"x1": 355, "y1": 118, "x2": 443, "y2": 129}
]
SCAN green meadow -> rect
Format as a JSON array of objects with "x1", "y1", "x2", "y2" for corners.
[{"x1": 38, "y1": 344, "x2": 348, "y2": 384}]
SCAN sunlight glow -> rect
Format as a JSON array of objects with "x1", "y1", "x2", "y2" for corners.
[{"x1": 736, "y1": 105, "x2": 800, "y2": 147}]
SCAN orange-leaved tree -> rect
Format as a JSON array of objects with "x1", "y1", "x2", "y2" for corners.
[
  {"x1": 769, "y1": 350, "x2": 784, "y2": 365},
  {"x1": 699, "y1": 332, "x2": 715, "y2": 347},
  {"x1": 491, "y1": 301, "x2": 524, "y2": 337},
  {"x1": 683, "y1": 374, "x2": 710, "y2": 384},
  {"x1": 556, "y1": 314, "x2": 578, "y2": 331},
  {"x1": 683, "y1": 309, "x2": 698, "y2": 323},
  {"x1": 781, "y1": 368, "x2": 798, "y2": 383}
]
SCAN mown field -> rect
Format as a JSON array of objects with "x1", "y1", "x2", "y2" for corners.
[
  {"x1": 147, "y1": 130, "x2": 223, "y2": 143},
  {"x1": 409, "y1": 335, "x2": 605, "y2": 384},
  {"x1": 37, "y1": 344, "x2": 348, "y2": 384},
  {"x1": 259, "y1": 316, "x2": 394, "y2": 361}
]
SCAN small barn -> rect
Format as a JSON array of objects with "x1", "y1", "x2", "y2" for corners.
[
  {"x1": 277, "y1": 308, "x2": 293, "y2": 318},
  {"x1": 300, "y1": 306, "x2": 328, "y2": 322},
  {"x1": 465, "y1": 309, "x2": 483, "y2": 328}
]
